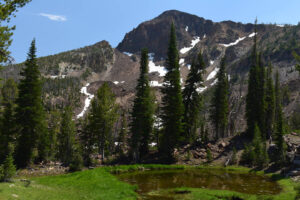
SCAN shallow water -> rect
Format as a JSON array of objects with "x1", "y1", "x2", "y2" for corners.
[{"x1": 116, "y1": 168, "x2": 281, "y2": 199}]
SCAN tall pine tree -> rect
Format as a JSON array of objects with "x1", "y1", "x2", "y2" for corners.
[
  {"x1": 160, "y1": 24, "x2": 184, "y2": 160},
  {"x1": 182, "y1": 52, "x2": 205, "y2": 144},
  {"x1": 246, "y1": 20, "x2": 266, "y2": 139},
  {"x1": 58, "y1": 106, "x2": 76, "y2": 166},
  {"x1": 265, "y1": 64, "x2": 275, "y2": 140},
  {"x1": 257, "y1": 54, "x2": 266, "y2": 139},
  {"x1": 246, "y1": 22, "x2": 259, "y2": 138},
  {"x1": 274, "y1": 71, "x2": 287, "y2": 165},
  {"x1": 117, "y1": 112, "x2": 128, "y2": 157},
  {"x1": 15, "y1": 40, "x2": 48, "y2": 168},
  {"x1": 210, "y1": 57, "x2": 229, "y2": 139},
  {"x1": 0, "y1": 79, "x2": 18, "y2": 164},
  {"x1": 88, "y1": 83, "x2": 119, "y2": 161},
  {"x1": 130, "y1": 48, "x2": 155, "y2": 162}
]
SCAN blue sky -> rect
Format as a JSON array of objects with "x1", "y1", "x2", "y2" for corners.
[{"x1": 9, "y1": 0, "x2": 300, "y2": 63}]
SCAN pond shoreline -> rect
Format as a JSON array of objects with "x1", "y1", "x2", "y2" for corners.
[{"x1": 0, "y1": 164, "x2": 298, "y2": 200}]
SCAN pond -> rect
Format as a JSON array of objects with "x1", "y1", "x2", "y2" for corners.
[{"x1": 116, "y1": 168, "x2": 282, "y2": 200}]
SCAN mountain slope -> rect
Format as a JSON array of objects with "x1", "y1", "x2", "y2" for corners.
[{"x1": 2, "y1": 10, "x2": 300, "y2": 135}]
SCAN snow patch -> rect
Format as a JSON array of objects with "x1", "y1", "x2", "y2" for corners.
[
  {"x1": 185, "y1": 26, "x2": 189, "y2": 32},
  {"x1": 149, "y1": 142, "x2": 157, "y2": 147},
  {"x1": 196, "y1": 86, "x2": 207, "y2": 94},
  {"x1": 207, "y1": 68, "x2": 220, "y2": 81},
  {"x1": 113, "y1": 81, "x2": 119, "y2": 85},
  {"x1": 187, "y1": 64, "x2": 191, "y2": 70},
  {"x1": 179, "y1": 58, "x2": 185, "y2": 65},
  {"x1": 180, "y1": 36, "x2": 201, "y2": 54},
  {"x1": 77, "y1": 83, "x2": 95, "y2": 119},
  {"x1": 150, "y1": 81, "x2": 163, "y2": 87},
  {"x1": 220, "y1": 36, "x2": 246, "y2": 47},
  {"x1": 210, "y1": 79, "x2": 218, "y2": 86},
  {"x1": 149, "y1": 60, "x2": 167, "y2": 77},
  {"x1": 248, "y1": 32, "x2": 256, "y2": 38},
  {"x1": 276, "y1": 24, "x2": 284, "y2": 27},
  {"x1": 210, "y1": 60, "x2": 215, "y2": 65},
  {"x1": 203, "y1": 34, "x2": 206, "y2": 39},
  {"x1": 154, "y1": 115, "x2": 162, "y2": 128},
  {"x1": 123, "y1": 52, "x2": 133, "y2": 56},
  {"x1": 50, "y1": 75, "x2": 66, "y2": 79}
]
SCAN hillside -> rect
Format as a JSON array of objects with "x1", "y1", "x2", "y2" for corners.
[{"x1": 2, "y1": 9, "x2": 300, "y2": 135}]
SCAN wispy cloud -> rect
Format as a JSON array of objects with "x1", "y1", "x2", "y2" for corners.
[{"x1": 39, "y1": 13, "x2": 67, "y2": 22}]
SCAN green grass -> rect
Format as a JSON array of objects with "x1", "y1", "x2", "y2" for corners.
[
  {"x1": 0, "y1": 167, "x2": 137, "y2": 200},
  {"x1": 0, "y1": 164, "x2": 298, "y2": 200}
]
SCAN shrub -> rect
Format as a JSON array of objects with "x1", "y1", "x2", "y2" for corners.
[
  {"x1": 0, "y1": 152, "x2": 16, "y2": 182},
  {"x1": 69, "y1": 151, "x2": 83, "y2": 172},
  {"x1": 206, "y1": 149, "x2": 212, "y2": 163}
]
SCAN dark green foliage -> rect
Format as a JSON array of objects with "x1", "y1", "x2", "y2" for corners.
[
  {"x1": 42, "y1": 77, "x2": 81, "y2": 109},
  {"x1": 274, "y1": 71, "x2": 287, "y2": 165},
  {"x1": 15, "y1": 40, "x2": 48, "y2": 168},
  {"x1": 242, "y1": 124, "x2": 269, "y2": 167},
  {"x1": 265, "y1": 64, "x2": 275, "y2": 139},
  {"x1": 0, "y1": 144, "x2": 16, "y2": 182},
  {"x1": 0, "y1": 79, "x2": 18, "y2": 163},
  {"x1": 88, "y1": 83, "x2": 119, "y2": 161},
  {"x1": 200, "y1": 124, "x2": 209, "y2": 144},
  {"x1": 274, "y1": 71, "x2": 281, "y2": 130},
  {"x1": 230, "y1": 147, "x2": 237, "y2": 165},
  {"x1": 246, "y1": 26, "x2": 260, "y2": 137},
  {"x1": 160, "y1": 24, "x2": 184, "y2": 160},
  {"x1": 69, "y1": 147, "x2": 83, "y2": 172},
  {"x1": 1, "y1": 78, "x2": 18, "y2": 104},
  {"x1": 246, "y1": 22, "x2": 266, "y2": 140},
  {"x1": 292, "y1": 51, "x2": 300, "y2": 74},
  {"x1": 117, "y1": 112, "x2": 128, "y2": 157},
  {"x1": 130, "y1": 48, "x2": 154, "y2": 162},
  {"x1": 58, "y1": 106, "x2": 76, "y2": 166},
  {"x1": 47, "y1": 109, "x2": 61, "y2": 160},
  {"x1": 0, "y1": 0, "x2": 31, "y2": 64},
  {"x1": 183, "y1": 52, "x2": 205, "y2": 144},
  {"x1": 210, "y1": 57, "x2": 229, "y2": 139},
  {"x1": 80, "y1": 116, "x2": 94, "y2": 166},
  {"x1": 256, "y1": 54, "x2": 266, "y2": 138},
  {"x1": 206, "y1": 149, "x2": 212, "y2": 162}
]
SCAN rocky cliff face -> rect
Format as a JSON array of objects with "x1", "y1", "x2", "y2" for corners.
[{"x1": 2, "y1": 10, "x2": 300, "y2": 135}]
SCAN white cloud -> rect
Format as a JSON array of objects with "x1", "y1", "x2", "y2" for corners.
[{"x1": 39, "y1": 13, "x2": 67, "y2": 22}]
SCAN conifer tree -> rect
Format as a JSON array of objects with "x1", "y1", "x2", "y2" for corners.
[
  {"x1": 0, "y1": 0, "x2": 31, "y2": 64},
  {"x1": 0, "y1": 144, "x2": 16, "y2": 182},
  {"x1": 160, "y1": 24, "x2": 184, "y2": 160},
  {"x1": 246, "y1": 20, "x2": 266, "y2": 139},
  {"x1": 89, "y1": 83, "x2": 119, "y2": 161},
  {"x1": 210, "y1": 57, "x2": 229, "y2": 139},
  {"x1": 58, "y1": 106, "x2": 76, "y2": 166},
  {"x1": 80, "y1": 116, "x2": 94, "y2": 166},
  {"x1": 117, "y1": 112, "x2": 127, "y2": 157},
  {"x1": 265, "y1": 64, "x2": 275, "y2": 140},
  {"x1": 183, "y1": 52, "x2": 205, "y2": 143},
  {"x1": 274, "y1": 71, "x2": 281, "y2": 126},
  {"x1": 0, "y1": 79, "x2": 18, "y2": 163},
  {"x1": 274, "y1": 71, "x2": 287, "y2": 165},
  {"x1": 47, "y1": 109, "x2": 61, "y2": 160},
  {"x1": 246, "y1": 22, "x2": 259, "y2": 138},
  {"x1": 257, "y1": 54, "x2": 266, "y2": 139},
  {"x1": 252, "y1": 124, "x2": 268, "y2": 167},
  {"x1": 130, "y1": 48, "x2": 154, "y2": 161},
  {"x1": 15, "y1": 40, "x2": 48, "y2": 168}
]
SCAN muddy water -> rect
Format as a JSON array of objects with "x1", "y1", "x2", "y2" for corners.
[{"x1": 116, "y1": 168, "x2": 281, "y2": 199}]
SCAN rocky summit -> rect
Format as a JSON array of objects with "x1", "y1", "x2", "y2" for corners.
[{"x1": 2, "y1": 9, "x2": 300, "y2": 135}]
